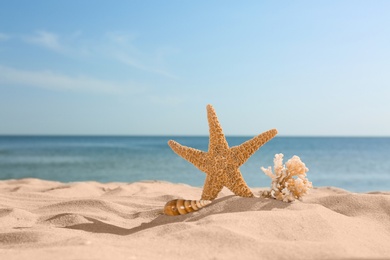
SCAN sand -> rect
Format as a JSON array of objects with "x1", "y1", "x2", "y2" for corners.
[{"x1": 0, "y1": 178, "x2": 390, "y2": 260}]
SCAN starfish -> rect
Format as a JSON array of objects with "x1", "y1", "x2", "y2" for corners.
[{"x1": 168, "y1": 104, "x2": 278, "y2": 200}]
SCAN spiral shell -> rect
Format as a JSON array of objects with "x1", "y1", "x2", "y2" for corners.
[{"x1": 163, "y1": 199, "x2": 212, "y2": 216}]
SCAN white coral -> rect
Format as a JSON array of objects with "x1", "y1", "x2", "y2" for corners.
[{"x1": 260, "y1": 154, "x2": 312, "y2": 202}]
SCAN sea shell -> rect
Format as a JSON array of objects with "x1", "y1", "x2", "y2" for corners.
[{"x1": 163, "y1": 199, "x2": 212, "y2": 216}]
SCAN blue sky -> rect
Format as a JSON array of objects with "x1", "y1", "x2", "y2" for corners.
[{"x1": 0, "y1": 1, "x2": 389, "y2": 136}]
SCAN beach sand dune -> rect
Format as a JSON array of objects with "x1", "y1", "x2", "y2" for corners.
[{"x1": 0, "y1": 178, "x2": 389, "y2": 260}]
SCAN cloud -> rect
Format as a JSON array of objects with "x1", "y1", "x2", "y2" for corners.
[
  {"x1": 21, "y1": 30, "x2": 178, "y2": 80},
  {"x1": 105, "y1": 31, "x2": 137, "y2": 45},
  {"x1": 0, "y1": 33, "x2": 10, "y2": 41},
  {"x1": 24, "y1": 31, "x2": 64, "y2": 52},
  {"x1": 114, "y1": 53, "x2": 179, "y2": 80},
  {"x1": 105, "y1": 31, "x2": 179, "y2": 79},
  {"x1": 0, "y1": 65, "x2": 138, "y2": 94}
]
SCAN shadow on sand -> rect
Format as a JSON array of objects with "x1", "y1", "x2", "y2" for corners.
[{"x1": 63, "y1": 195, "x2": 290, "y2": 236}]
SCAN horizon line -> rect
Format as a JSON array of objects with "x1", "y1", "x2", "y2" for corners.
[{"x1": 0, "y1": 134, "x2": 389, "y2": 138}]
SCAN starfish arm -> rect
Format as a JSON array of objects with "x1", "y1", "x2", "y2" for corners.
[
  {"x1": 230, "y1": 128, "x2": 278, "y2": 167},
  {"x1": 201, "y1": 174, "x2": 224, "y2": 200},
  {"x1": 207, "y1": 104, "x2": 229, "y2": 154},
  {"x1": 225, "y1": 169, "x2": 254, "y2": 197},
  {"x1": 168, "y1": 140, "x2": 208, "y2": 172}
]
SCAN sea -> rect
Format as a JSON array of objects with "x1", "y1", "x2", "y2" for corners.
[{"x1": 0, "y1": 136, "x2": 389, "y2": 192}]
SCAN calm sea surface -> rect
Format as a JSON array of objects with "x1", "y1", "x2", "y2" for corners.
[{"x1": 0, "y1": 136, "x2": 389, "y2": 192}]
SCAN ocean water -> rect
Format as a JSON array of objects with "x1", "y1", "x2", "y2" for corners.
[{"x1": 0, "y1": 136, "x2": 389, "y2": 192}]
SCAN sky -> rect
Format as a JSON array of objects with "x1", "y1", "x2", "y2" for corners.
[{"x1": 0, "y1": 1, "x2": 389, "y2": 136}]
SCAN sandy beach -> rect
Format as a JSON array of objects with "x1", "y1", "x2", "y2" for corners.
[{"x1": 0, "y1": 178, "x2": 389, "y2": 260}]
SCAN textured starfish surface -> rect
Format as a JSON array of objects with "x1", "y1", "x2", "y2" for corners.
[{"x1": 168, "y1": 104, "x2": 278, "y2": 200}]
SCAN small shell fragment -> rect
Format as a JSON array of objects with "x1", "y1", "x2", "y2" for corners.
[{"x1": 163, "y1": 199, "x2": 212, "y2": 216}]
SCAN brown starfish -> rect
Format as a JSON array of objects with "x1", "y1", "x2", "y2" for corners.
[{"x1": 168, "y1": 104, "x2": 278, "y2": 200}]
